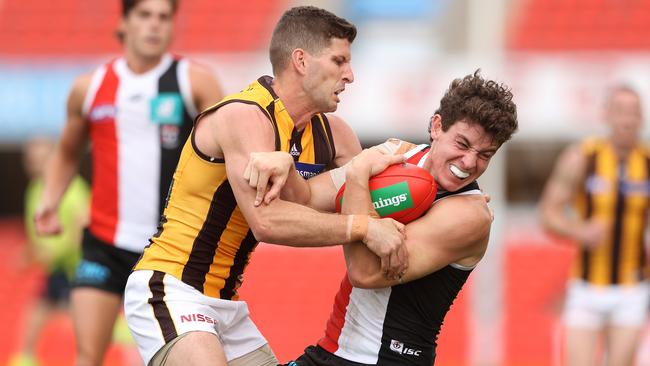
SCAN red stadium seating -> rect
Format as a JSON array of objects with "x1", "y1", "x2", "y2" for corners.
[
  {"x1": 0, "y1": 0, "x2": 285, "y2": 55},
  {"x1": 508, "y1": 0, "x2": 650, "y2": 50}
]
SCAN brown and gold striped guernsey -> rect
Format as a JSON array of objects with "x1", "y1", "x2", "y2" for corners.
[
  {"x1": 572, "y1": 138, "x2": 650, "y2": 286},
  {"x1": 134, "y1": 76, "x2": 337, "y2": 299}
]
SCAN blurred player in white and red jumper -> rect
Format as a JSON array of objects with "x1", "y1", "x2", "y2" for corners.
[{"x1": 34, "y1": 1, "x2": 223, "y2": 365}]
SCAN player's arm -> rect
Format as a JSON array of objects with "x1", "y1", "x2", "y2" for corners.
[
  {"x1": 209, "y1": 104, "x2": 353, "y2": 247},
  {"x1": 188, "y1": 62, "x2": 225, "y2": 112},
  {"x1": 197, "y1": 103, "x2": 406, "y2": 271},
  {"x1": 34, "y1": 74, "x2": 91, "y2": 235},
  {"x1": 302, "y1": 114, "x2": 363, "y2": 210},
  {"x1": 245, "y1": 135, "x2": 402, "y2": 212},
  {"x1": 538, "y1": 144, "x2": 604, "y2": 246},
  {"x1": 279, "y1": 113, "x2": 363, "y2": 210},
  {"x1": 341, "y1": 153, "x2": 491, "y2": 288},
  {"x1": 328, "y1": 114, "x2": 363, "y2": 167},
  {"x1": 244, "y1": 113, "x2": 361, "y2": 209}
]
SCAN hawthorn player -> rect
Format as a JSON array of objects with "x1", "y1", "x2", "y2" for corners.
[
  {"x1": 246, "y1": 70, "x2": 518, "y2": 365},
  {"x1": 123, "y1": 6, "x2": 408, "y2": 366}
]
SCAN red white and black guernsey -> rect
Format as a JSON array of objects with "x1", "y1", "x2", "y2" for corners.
[
  {"x1": 82, "y1": 54, "x2": 198, "y2": 253},
  {"x1": 294, "y1": 144, "x2": 482, "y2": 366}
]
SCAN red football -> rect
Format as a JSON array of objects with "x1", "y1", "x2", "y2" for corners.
[{"x1": 335, "y1": 163, "x2": 437, "y2": 224}]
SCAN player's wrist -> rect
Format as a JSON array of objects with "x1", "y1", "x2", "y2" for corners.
[
  {"x1": 345, "y1": 165, "x2": 371, "y2": 184},
  {"x1": 36, "y1": 199, "x2": 57, "y2": 214},
  {"x1": 280, "y1": 151, "x2": 295, "y2": 165},
  {"x1": 346, "y1": 214, "x2": 369, "y2": 243}
]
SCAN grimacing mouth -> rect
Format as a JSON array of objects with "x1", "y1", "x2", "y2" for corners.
[{"x1": 450, "y1": 164, "x2": 470, "y2": 179}]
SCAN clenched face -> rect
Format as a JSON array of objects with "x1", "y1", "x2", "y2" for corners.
[
  {"x1": 302, "y1": 38, "x2": 354, "y2": 113},
  {"x1": 426, "y1": 116, "x2": 498, "y2": 192},
  {"x1": 121, "y1": 0, "x2": 174, "y2": 60}
]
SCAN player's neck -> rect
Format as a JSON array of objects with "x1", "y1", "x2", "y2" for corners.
[
  {"x1": 422, "y1": 153, "x2": 434, "y2": 177},
  {"x1": 271, "y1": 76, "x2": 319, "y2": 131},
  {"x1": 612, "y1": 144, "x2": 633, "y2": 160},
  {"x1": 124, "y1": 51, "x2": 165, "y2": 75},
  {"x1": 609, "y1": 138, "x2": 637, "y2": 160}
]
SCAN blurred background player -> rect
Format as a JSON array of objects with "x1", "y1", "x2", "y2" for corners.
[
  {"x1": 33, "y1": 0, "x2": 223, "y2": 365},
  {"x1": 10, "y1": 138, "x2": 89, "y2": 366},
  {"x1": 539, "y1": 85, "x2": 650, "y2": 366}
]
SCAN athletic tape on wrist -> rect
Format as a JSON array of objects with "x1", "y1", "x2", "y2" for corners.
[{"x1": 347, "y1": 215, "x2": 368, "y2": 242}]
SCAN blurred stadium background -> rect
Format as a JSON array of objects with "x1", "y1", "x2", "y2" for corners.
[{"x1": 2, "y1": 0, "x2": 650, "y2": 365}]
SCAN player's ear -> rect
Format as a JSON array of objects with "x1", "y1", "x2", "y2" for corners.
[
  {"x1": 116, "y1": 18, "x2": 127, "y2": 42},
  {"x1": 430, "y1": 115, "x2": 443, "y2": 140},
  {"x1": 291, "y1": 48, "x2": 308, "y2": 76}
]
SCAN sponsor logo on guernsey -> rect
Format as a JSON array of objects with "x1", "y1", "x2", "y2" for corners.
[
  {"x1": 338, "y1": 181, "x2": 414, "y2": 216},
  {"x1": 290, "y1": 143, "x2": 300, "y2": 157},
  {"x1": 160, "y1": 124, "x2": 180, "y2": 149},
  {"x1": 150, "y1": 92, "x2": 183, "y2": 125},
  {"x1": 295, "y1": 162, "x2": 326, "y2": 179},
  {"x1": 180, "y1": 313, "x2": 218, "y2": 325},
  {"x1": 621, "y1": 180, "x2": 650, "y2": 196},
  {"x1": 128, "y1": 93, "x2": 143, "y2": 102},
  {"x1": 390, "y1": 339, "x2": 422, "y2": 357},
  {"x1": 587, "y1": 175, "x2": 650, "y2": 196},
  {"x1": 585, "y1": 175, "x2": 610, "y2": 194},
  {"x1": 89, "y1": 104, "x2": 117, "y2": 123},
  {"x1": 370, "y1": 181, "x2": 413, "y2": 216}
]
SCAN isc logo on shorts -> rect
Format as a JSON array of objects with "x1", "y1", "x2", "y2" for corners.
[
  {"x1": 389, "y1": 339, "x2": 422, "y2": 357},
  {"x1": 180, "y1": 313, "x2": 218, "y2": 325}
]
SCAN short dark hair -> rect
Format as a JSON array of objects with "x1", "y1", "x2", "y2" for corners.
[
  {"x1": 116, "y1": 0, "x2": 178, "y2": 42},
  {"x1": 269, "y1": 6, "x2": 357, "y2": 75},
  {"x1": 429, "y1": 70, "x2": 518, "y2": 146},
  {"x1": 122, "y1": 0, "x2": 178, "y2": 17}
]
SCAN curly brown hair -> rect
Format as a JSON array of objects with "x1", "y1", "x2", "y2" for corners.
[
  {"x1": 269, "y1": 6, "x2": 357, "y2": 75},
  {"x1": 429, "y1": 70, "x2": 518, "y2": 146}
]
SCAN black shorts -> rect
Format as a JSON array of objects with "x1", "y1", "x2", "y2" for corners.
[
  {"x1": 72, "y1": 228, "x2": 141, "y2": 295},
  {"x1": 285, "y1": 345, "x2": 371, "y2": 366},
  {"x1": 42, "y1": 268, "x2": 71, "y2": 303}
]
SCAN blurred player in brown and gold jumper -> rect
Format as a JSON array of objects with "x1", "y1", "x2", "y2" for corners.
[
  {"x1": 540, "y1": 84, "x2": 650, "y2": 366},
  {"x1": 33, "y1": 1, "x2": 223, "y2": 365}
]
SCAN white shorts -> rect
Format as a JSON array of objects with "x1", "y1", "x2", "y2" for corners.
[
  {"x1": 124, "y1": 270, "x2": 268, "y2": 365},
  {"x1": 563, "y1": 280, "x2": 650, "y2": 329}
]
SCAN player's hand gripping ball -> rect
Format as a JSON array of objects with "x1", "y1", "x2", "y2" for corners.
[{"x1": 335, "y1": 163, "x2": 437, "y2": 224}]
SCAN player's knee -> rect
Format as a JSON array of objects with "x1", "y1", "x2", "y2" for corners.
[{"x1": 229, "y1": 344, "x2": 277, "y2": 366}]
